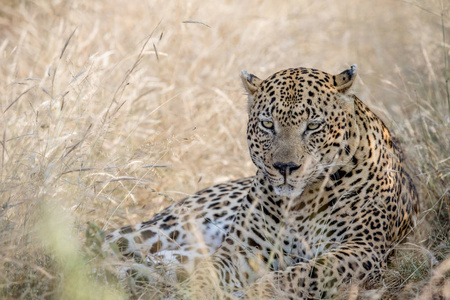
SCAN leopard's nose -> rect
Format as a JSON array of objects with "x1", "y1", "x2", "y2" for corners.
[{"x1": 273, "y1": 162, "x2": 300, "y2": 176}]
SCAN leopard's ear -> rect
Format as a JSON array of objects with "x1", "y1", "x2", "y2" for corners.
[
  {"x1": 334, "y1": 64, "x2": 357, "y2": 93},
  {"x1": 241, "y1": 70, "x2": 262, "y2": 96}
]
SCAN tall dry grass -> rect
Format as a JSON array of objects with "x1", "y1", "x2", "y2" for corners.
[{"x1": 0, "y1": 0, "x2": 448, "y2": 299}]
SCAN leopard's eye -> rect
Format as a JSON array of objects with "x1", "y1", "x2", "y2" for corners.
[
  {"x1": 307, "y1": 123, "x2": 321, "y2": 131},
  {"x1": 261, "y1": 121, "x2": 274, "y2": 129}
]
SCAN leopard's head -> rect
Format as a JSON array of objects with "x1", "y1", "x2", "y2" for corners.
[{"x1": 241, "y1": 65, "x2": 359, "y2": 198}]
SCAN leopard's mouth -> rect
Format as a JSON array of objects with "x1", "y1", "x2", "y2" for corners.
[
  {"x1": 267, "y1": 176, "x2": 304, "y2": 198},
  {"x1": 262, "y1": 168, "x2": 307, "y2": 199}
]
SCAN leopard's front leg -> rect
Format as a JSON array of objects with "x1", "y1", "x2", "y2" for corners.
[
  {"x1": 244, "y1": 242, "x2": 386, "y2": 300},
  {"x1": 175, "y1": 255, "x2": 242, "y2": 300}
]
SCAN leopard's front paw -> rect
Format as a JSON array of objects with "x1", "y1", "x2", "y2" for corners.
[{"x1": 241, "y1": 274, "x2": 277, "y2": 300}]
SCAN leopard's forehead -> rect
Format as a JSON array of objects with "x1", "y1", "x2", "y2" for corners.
[
  {"x1": 253, "y1": 68, "x2": 339, "y2": 123},
  {"x1": 259, "y1": 67, "x2": 335, "y2": 99}
]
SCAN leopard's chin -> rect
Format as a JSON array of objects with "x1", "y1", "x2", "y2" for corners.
[{"x1": 273, "y1": 184, "x2": 304, "y2": 199}]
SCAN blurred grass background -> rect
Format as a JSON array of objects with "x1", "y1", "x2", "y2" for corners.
[{"x1": 0, "y1": 0, "x2": 448, "y2": 299}]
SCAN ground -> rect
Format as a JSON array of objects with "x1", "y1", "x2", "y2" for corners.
[{"x1": 0, "y1": 1, "x2": 448, "y2": 299}]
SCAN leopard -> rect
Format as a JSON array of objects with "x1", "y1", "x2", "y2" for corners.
[{"x1": 103, "y1": 65, "x2": 419, "y2": 299}]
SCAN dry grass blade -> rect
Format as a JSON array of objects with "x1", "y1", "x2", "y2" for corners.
[
  {"x1": 4, "y1": 86, "x2": 34, "y2": 113},
  {"x1": 153, "y1": 43, "x2": 159, "y2": 62},
  {"x1": 61, "y1": 167, "x2": 97, "y2": 175},
  {"x1": 105, "y1": 176, "x2": 151, "y2": 183},
  {"x1": 63, "y1": 123, "x2": 92, "y2": 158},
  {"x1": 182, "y1": 20, "x2": 211, "y2": 28},
  {"x1": 60, "y1": 27, "x2": 77, "y2": 59},
  {"x1": 103, "y1": 37, "x2": 149, "y2": 122},
  {"x1": 69, "y1": 69, "x2": 87, "y2": 84},
  {"x1": 142, "y1": 164, "x2": 169, "y2": 168},
  {"x1": 1, "y1": 130, "x2": 5, "y2": 181}
]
